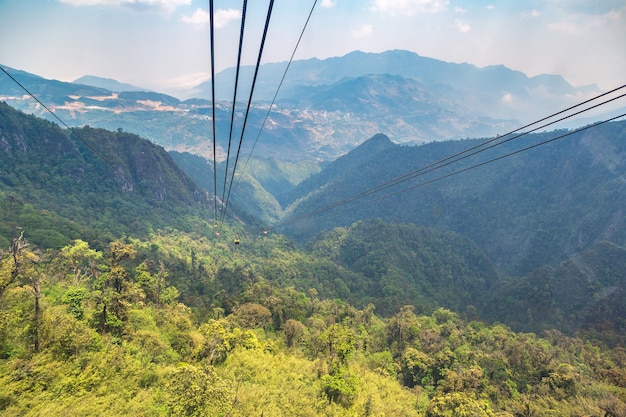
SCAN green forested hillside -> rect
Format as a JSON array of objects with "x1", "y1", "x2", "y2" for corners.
[
  {"x1": 307, "y1": 220, "x2": 498, "y2": 315},
  {"x1": 0, "y1": 101, "x2": 215, "y2": 248},
  {"x1": 281, "y1": 121, "x2": 626, "y2": 275},
  {"x1": 169, "y1": 151, "x2": 322, "y2": 224},
  {"x1": 2, "y1": 103, "x2": 626, "y2": 415},
  {"x1": 485, "y1": 240, "x2": 626, "y2": 340}
]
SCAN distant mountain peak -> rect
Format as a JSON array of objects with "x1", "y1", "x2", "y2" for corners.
[
  {"x1": 72, "y1": 75, "x2": 148, "y2": 93},
  {"x1": 335, "y1": 133, "x2": 397, "y2": 165},
  {"x1": 360, "y1": 133, "x2": 395, "y2": 149}
]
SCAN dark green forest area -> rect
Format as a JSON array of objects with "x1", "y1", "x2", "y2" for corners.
[{"x1": 1, "y1": 102, "x2": 626, "y2": 415}]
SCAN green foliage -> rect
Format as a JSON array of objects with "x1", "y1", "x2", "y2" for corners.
[
  {"x1": 44, "y1": 304, "x2": 102, "y2": 359},
  {"x1": 426, "y1": 392, "x2": 495, "y2": 417},
  {"x1": 165, "y1": 364, "x2": 233, "y2": 416},
  {"x1": 92, "y1": 242, "x2": 137, "y2": 335},
  {"x1": 1, "y1": 102, "x2": 626, "y2": 415},
  {"x1": 62, "y1": 286, "x2": 86, "y2": 319},
  {"x1": 0, "y1": 102, "x2": 215, "y2": 248},
  {"x1": 283, "y1": 318, "x2": 306, "y2": 348},
  {"x1": 320, "y1": 367, "x2": 359, "y2": 407},
  {"x1": 0, "y1": 233, "x2": 625, "y2": 416},
  {"x1": 59, "y1": 239, "x2": 103, "y2": 285}
]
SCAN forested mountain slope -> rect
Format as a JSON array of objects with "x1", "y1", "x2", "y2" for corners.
[
  {"x1": 281, "y1": 120, "x2": 626, "y2": 275},
  {"x1": 1, "y1": 229, "x2": 626, "y2": 416},
  {"x1": 486, "y1": 240, "x2": 626, "y2": 338},
  {"x1": 0, "y1": 102, "x2": 214, "y2": 249},
  {"x1": 1, "y1": 103, "x2": 626, "y2": 415},
  {"x1": 307, "y1": 220, "x2": 499, "y2": 316},
  {"x1": 3, "y1": 101, "x2": 623, "y2": 341}
]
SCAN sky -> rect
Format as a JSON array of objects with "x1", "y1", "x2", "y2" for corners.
[{"x1": 1, "y1": 0, "x2": 625, "y2": 98}]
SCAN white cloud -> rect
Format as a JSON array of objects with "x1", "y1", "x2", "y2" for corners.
[
  {"x1": 181, "y1": 8, "x2": 209, "y2": 24},
  {"x1": 451, "y1": 18, "x2": 470, "y2": 32},
  {"x1": 371, "y1": 0, "x2": 449, "y2": 16},
  {"x1": 486, "y1": 5, "x2": 495, "y2": 10},
  {"x1": 214, "y1": 8, "x2": 241, "y2": 28},
  {"x1": 181, "y1": 8, "x2": 240, "y2": 28},
  {"x1": 454, "y1": 7, "x2": 466, "y2": 13},
  {"x1": 164, "y1": 71, "x2": 212, "y2": 89},
  {"x1": 523, "y1": 9, "x2": 541, "y2": 18},
  {"x1": 58, "y1": 0, "x2": 191, "y2": 13},
  {"x1": 351, "y1": 24, "x2": 374, "y2": 39},
  {"x1": 321, "y1": 0, "x2": 337, "y2": 8}
]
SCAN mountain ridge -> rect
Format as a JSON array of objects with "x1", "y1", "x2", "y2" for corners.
[
  {"x1": 0, "y1": 101, "x2": 215, "y2": 247},
  {"x1": 277, "y1": 120, "x2": 626, "y2": 275},
  {"x1": 2, "y1": 50, "x2": 602, "y2": 162},
  {"x1": 73, "y1": 75, "x2": 149, "y2": 93}
]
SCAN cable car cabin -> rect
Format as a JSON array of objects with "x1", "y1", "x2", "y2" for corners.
[{"x1": 234, "y1": 238, "x2": 240, "y2": 245}]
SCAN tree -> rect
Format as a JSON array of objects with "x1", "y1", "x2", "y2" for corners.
[
  {"x1": 0, "y1": 230, "x2": 42, "y2": 352},
  {"x1": 386, "y1": 305, "x2": 420, "y2": 355},
  {"x1": 283, "y1": 318, "x2": 306, "y2": 348},
  {"x1": 94, "y1": 241, "x2": 136, "y2": 335},
  {"x1": 165, "y1": 364, "x2": 233, "y2": 417},
  {"x1": 426, "y1": 392, "x2": 495, "y2": 417},
  {"x1": 317, "y1": 323, "x2": 357, "y2": 366},
  {"x1": 29, "y1": 268, "x2": 42, "y2": 352},
  {"x1": 195, "y1": 319, "x2": 233, "y2": 365},
  {"x1": 319, "y1": 367, "x2": 359, "y2": 407},
  {"x1": 58, "y1": 239, "x2": 102, "y2": 286},
  {"x1": 232, "y1": 302, "x2": 272, "y2": 329},
  {"x1": 42, "y1": 305, "x2": 101, "y2": 359},
  {"x1": 401, "y1": 347, "x2": 434, "y2": 388},
  {"x1": 0, "y1": 229, "x2": 28, "y2": 306}
]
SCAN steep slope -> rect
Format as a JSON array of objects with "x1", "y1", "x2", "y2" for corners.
[
  {"x1": 281, "y1": 120, "x2": 626, "y2": 275},
  {"x1": 0, "y1": 102, "x2": 213, "y2": 247},
  {"x1": 308, "y1": 219, "x2": 499, "y2": 315},
  {"x1": 170, "y1": 151, "x2": 322, "y2": 224},
  {"x1": 278, "y1": 133, "x2": 395, "y2": 207},
  {"x1": 486, "y1": 240, "x2": 626, "y2": 339}
]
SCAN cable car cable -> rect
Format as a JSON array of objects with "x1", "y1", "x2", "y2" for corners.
[
  {"x1": 209, "y1": 0, "x2": 218, "y2": 225},
  {"x1": 220, "y1": 0, "x2": 276, "y2": 224},
  {"x1": 232, "y1": 0, "x2": 320, "y2": 194},
  {"x1": 0, "y1": 65, "x2": 120, "y2": 173},
  {"x1": 279, "y1": 111, "x2": 626, "y2": 228},
  {"x1": 283, "y1": 87, "x2": 626, "y2": 221},
  {"x1": 221, "y1": 0, "x2": 249, "y2": 208}
]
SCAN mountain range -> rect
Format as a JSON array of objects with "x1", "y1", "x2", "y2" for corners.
[
  {"x1": 167, "y1": 118, "x2": 626, "y2": 276},
  {"x1": 1, "y1": 50, "x2": 601, "y2": 162},
  {"x1": 275, "y1": 123, "x2": 626, "y2": 274},
  {"x1": 1, "y1": 81, "x2": 625, "y2": 339},
  {"x1": 2, "y1": 50, "x2": 626, "y2": 416}
]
